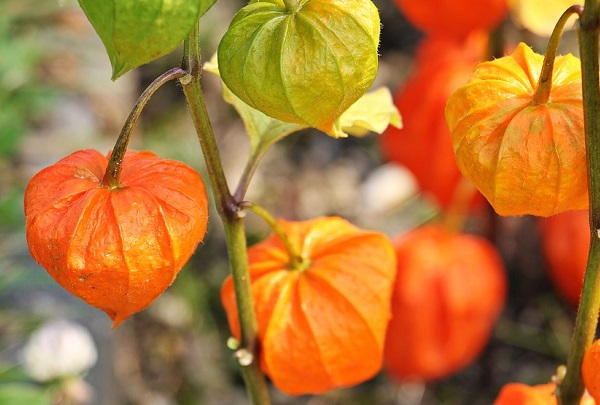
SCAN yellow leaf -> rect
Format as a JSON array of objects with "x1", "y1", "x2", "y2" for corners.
[
  {"x1": 509, "y1": 0, "x2": 583, "y2": 36},
  {"x1": 338, "y1": 87, "x2": 402, "y2": 138}
]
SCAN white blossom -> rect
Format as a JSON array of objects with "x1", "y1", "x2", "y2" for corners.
[{"x1": 22, "y1": 319, "x2": 97, "y2": 382}]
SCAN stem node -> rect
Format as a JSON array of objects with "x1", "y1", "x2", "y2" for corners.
[{"x1": 180, "y1": 23, "x2": 271, "y2": 405}]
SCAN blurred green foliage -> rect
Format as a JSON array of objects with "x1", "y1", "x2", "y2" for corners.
[{"x1": 0, "y1": 11, "x2": 55, "y2": 159}]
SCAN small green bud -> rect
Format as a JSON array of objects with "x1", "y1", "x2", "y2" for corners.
[{"x1": 217, "y1": 0, "x2": 380, "y2": 138}]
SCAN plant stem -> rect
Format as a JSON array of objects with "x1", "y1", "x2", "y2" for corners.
[
  {"x1": 103, "y1": 67, "x2": 186, "y2": 188},
  {"x1": 240, "y1": 201, "x2": 305, "y2": 269},
  {"x1": 558, "y1": 2, "x2": 600, "y2": 405},
  {"x1": 234, "y1": 146, "x2": 268, "y2": 202},
  {"x1": 533, "y1": 5, "x2": 583, "y2": 105},
  {"x1": 179, "y1": 23, "x2": 271, "y2": 405},
  {"x1": 180, "y1": 30, "x2": 234, "y2": 214}
]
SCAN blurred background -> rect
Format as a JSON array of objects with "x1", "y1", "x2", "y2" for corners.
[{"x1": 0, "y1": 0, "x2": 588, "y2": 404}]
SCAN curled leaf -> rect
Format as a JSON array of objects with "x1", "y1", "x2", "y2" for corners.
[
  {"x1": 338, "y1": 87, "x2": 402, "y2": 137},
  {"x1": 205, "y1": 55, "x2": 398, "y2": 152}
]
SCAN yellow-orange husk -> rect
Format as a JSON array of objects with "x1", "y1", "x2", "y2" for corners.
[
  {"x1": 221, "y1": 216, "x2": 397, "y2": 395},
  {"x1": 445, "y1": 42, "x2": 587, "y2": 217},
  {"x1": 24, "y1": 149, "x2": 209, "y2": 327}
]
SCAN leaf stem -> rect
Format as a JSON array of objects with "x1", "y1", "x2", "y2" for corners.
[
  {"x1": 233, "y1": 122, "x2": 303, "y2": 201},
  {"x1": 240, "y1": 201, "x2": 305, "y2": 269},
  {"x1": 234, "y1": 146, "x2": 268, "y2": 202},
  {"x1": 179, "y1": 23, "x2": 271, "y2": 405},
  {"x1": 102, "y1": 67, "x2": 186, "y2": 189},
  {"x1": 558, "y1": 2, "x2": 600, "y2": 405},
  {"x1": 533, "y1": 5, "x2": 583, "y2": 105}
]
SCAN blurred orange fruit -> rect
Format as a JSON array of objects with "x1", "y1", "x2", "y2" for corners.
[
  {"x1": 394, "y1": 0, "x2": 507, "y2": 39},
  {"x1": 381, "y1": 34, "x2": 487, "y2": 210},
  {"x1": 384, "y1": 225, "x2": 506, "y2": 381},
  {"x1": 494, "y1": 382, "x2": 594, "y2": 404},
  {"x1": 539, "y1": 210, "x2": 589, "y2": 308},
  {"x1": 583, "y1": 340, "x2": 600, "y2": 404}
]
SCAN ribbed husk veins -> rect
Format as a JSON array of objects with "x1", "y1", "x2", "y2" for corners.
[
  {"x1": 445, "y1": 42, "x2": 586, "y2": 216},
  {"x1": 221, "y1": 216, "x2": 396, "y2": 395},
  {"x1": 217, "y1": 0, "x2": 380, "y2": 138},
  {"x1": 24, "y1": 150, "x2": 209, "y2": 327}
]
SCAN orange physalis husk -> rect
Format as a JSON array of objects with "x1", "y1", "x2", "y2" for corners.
[
  {"x1": 493, "y1": 382, "x2": 595, "y2": 405},
  {"x1": 380, "y1": 33, "x2": 487, "y2": 210},
  {"x1": 24, "y1": 149, "x2": 209, "y2": 328},
  {"x1": 220, "y1": 216, "x2": 397, "y2": 395},
  {"x1": 583, "y1": 339, "x2": 600, "y2": 404},
  {"x1": 539, "y1": 210, "x2": 589, "y2": 308},
  {"x1": 384, "y1": 225, "x2": 506, "y2": 382},
  {"x1": 394, "y1": 0, "x2": 507, "y2": 40},
  {"x1": 446, "y1": 42, "x2": 586, "y2": 217}
]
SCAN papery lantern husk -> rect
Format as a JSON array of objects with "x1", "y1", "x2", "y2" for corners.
[
  {"x1": 221, "y1": 216, "x2": 396, "y2": 395},
  {"x1": 381, "y1": 33, "x2": 487, "y2": 209},
  {"x1": 384, "y1": 225, "x2": 506, "y2": 382},
  {"x1": 217, "y1": 0, "x2": 380, "y2": 138},
  {"x1": 24, "y1": 149, "x2": 209, "y2": 327},
  {"x1": 446, "y1": 42, "x2": 586, "y2": 217}
]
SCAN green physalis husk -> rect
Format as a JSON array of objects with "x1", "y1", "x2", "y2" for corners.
[{"x1": 217, "y1": 0, "x2": 381, "y2": 138}]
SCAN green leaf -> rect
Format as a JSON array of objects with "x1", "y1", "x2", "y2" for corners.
[
  {"x1": 78, "y1": 0, "x2": 215, "y2": 79},
  {"x1": 0, "y1": 384, "x2": 52, "y2": 405},
  {"x1": 338, "y1": 87, "x2": 402, "y2": 137}
]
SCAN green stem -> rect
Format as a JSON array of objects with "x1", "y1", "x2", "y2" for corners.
[
  {"x1": 179, "y1": 23, "x2": 271, "y2": 405},
  {"x1": 233, "y1": 123, "x2": 304, "y2": 201},
  {"x1": 180, "y1": 28, "x2": 234, "y2": 215},
  {"x1": 102, "y1": 67, "x2": 186, "y2": 189},
  {"x1": 282, "y1": 0, "x2": 301, "y2": 12},
  {"x1": 558, "y1": 2, "x2": 600, "y2": 405},
  {"x1": 240, "y1": 201, "x2": 305, "y2": 269},
  {"x1": 234, "y1": 146, "x2": 266, "y2": 202},
  {"x1": 533, "y1": 5, "x2": 583, "y2": 105}
]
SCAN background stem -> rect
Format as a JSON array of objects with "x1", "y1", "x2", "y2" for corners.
[
  {"x1": 558, "y1": 2, "x2": 600, "y2": 404},
  {"x1": 180, "y1": 23, "x2": 271, "y2": 405}
]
